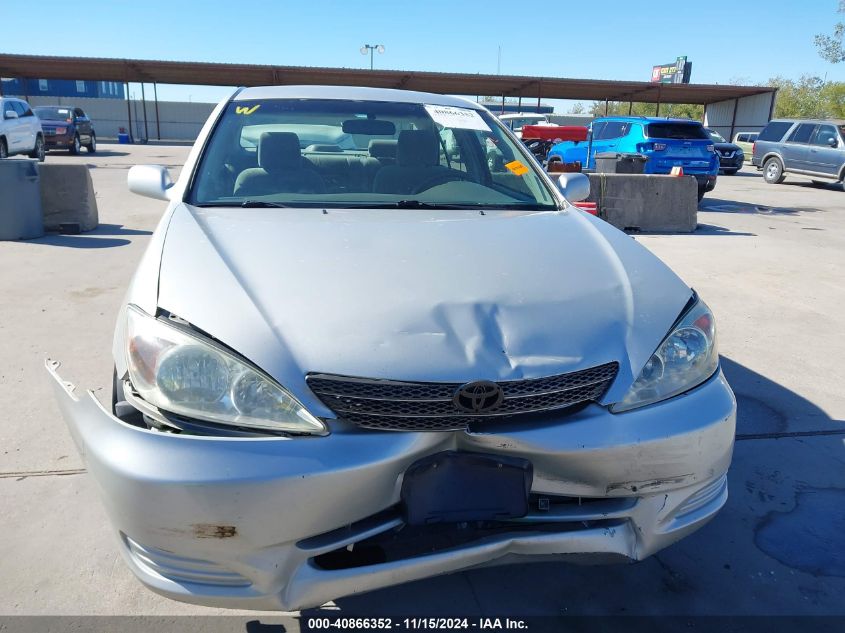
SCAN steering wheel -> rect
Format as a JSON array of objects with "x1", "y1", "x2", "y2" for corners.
[{"x1": 410, "y1": 172, "x2": 469, "y2": 195}]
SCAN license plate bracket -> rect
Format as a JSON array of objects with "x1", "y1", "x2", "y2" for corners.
[{"x1": 400, "y1": 451, "x2": 533, "y2": 526}]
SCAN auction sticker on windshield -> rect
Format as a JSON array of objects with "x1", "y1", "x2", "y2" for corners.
[{"x1": 424, "y1": 104, "x2": 491, "y2": 131}]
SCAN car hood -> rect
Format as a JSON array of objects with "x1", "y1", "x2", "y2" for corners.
[
  {"x1": 714, "y1": 142, "x2": 742, "y2": 152},
  {"x1": 155, "y1": 204, "x2": 692, "y2": 414}
]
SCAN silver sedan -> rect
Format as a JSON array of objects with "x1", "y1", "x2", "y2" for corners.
[{"x1": 48, "y1": 85, "x2": 735, "y2": 611}]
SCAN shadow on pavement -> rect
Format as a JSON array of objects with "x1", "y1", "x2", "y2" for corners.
[
  {"x1": 700, "y1": 198, "x2": 824, "y2": 215},
  {"x1": 25, "y1": 223, "x2": 151, "y2": 248}
]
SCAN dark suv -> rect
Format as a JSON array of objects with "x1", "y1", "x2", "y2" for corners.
[
  {"x1": 33, "y1": 106, "x2": 96, "y2": 154},
  {"x1": 752, "y1": 119, "x2": 845, "y2": 185}
]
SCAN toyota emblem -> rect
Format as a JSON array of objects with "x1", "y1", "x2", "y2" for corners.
[{"x1": 453, "y1": 380, "x2": 504, "y2": 414}]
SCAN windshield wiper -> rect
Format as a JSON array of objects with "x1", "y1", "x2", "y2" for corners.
[
  {"x1": 359, "y1": 200, "x2": 488, "y2": 210},
  {"x1": 240, "y1": 200, "x2": 290, "y2": 208}
]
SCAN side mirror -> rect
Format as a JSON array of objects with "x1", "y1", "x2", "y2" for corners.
[
  {"x1": 5, "y1": 110, "x2": 18, "y2": 120},
  {"x1": 556, "y1": 173, "x2": 590, "y2": 203},
  {"x1": 828, "y1": 137, "x2": 838, "y2": 148},
  {"x1": 128, "y1": 164, "x2": 174, "y2": 201}
]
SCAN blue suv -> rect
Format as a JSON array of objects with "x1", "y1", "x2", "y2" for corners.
[{"x1": 548, "y1": 116, "x2": 719, "y2": 199}]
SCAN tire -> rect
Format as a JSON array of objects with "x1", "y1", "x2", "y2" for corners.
[
  {"x1": 69, "y1": 133, "x2": 81, "y2": 155},
  {"x1": 85, "y1": 132, "x2": 97, "y2": 153},
  {"x1": 697, "y1": 187, "x2": 706, "y2": 201},
  {"x1": 28, "y1": 135, "x2": 45, "y2": 162},
  {"x1": 0, "y1": 138, "x2": 7, "y2": 159},
  {"x1": 763, "y1": 157, "x2": 785, "y2": 184}
]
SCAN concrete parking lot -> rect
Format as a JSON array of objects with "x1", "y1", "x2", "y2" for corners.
[{"x1": 1, "y1": 145, "x2": 844, "y2": 619}]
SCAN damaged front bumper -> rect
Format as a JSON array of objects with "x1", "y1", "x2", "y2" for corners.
[{"x1": 47, "y1": 359, "x2": 735, "y2": 611}]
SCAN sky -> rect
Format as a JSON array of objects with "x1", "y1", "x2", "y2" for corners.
[{"x1": 3, "y1": 0, "x2": 844, "y2": 106}]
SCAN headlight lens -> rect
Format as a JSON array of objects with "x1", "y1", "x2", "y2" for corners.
[
  {"x1": 125, "y1": 305, "x2": 326, "y2": 435},
  {"x1": 612, "y1": 298, "x2": 719, "y2": 413}
]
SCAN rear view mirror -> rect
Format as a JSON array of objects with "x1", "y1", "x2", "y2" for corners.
[
  {"x1": 5, "y1": 110, "x2": 18, "y2": 120},
  {"x1": 557, "y1": 173, "x2": 590, "y2": 203},
  {"x1": 342, "y1": 119, "x2": 396, "y2": 135},
  {"x1": 128, "y1": 164, "x2": 174, "y2": 201}
]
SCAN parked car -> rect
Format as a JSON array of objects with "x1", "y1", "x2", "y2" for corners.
[
  {"x1": 48, "y1": 86, "x2": 736, "y2": 612},
  {"x1": 752, "y1": 119, "x2": 845, "y2": 186},
  {"x1": 498, "y1": 112, "x2": 553, "y2": 138},
  {"x1": 0, "y1": 97, "x2": 45, "y2": 161},
  {"x1": 548, "y1": 116, "x2": 719, "y2": 199},
  {"x1": 732, "y1": 132, "x2": 758, "y2": 161},
  {"x1": 706, "y1": 129, "x2": 744, "y2": 174},
  {"x1": 33, "y1": 105, "x2": 96, "y2": 154}
]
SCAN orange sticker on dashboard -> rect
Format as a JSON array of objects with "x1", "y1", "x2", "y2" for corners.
[{"x1": 505, "y1": 160, "x2": 529, "y2": 176}]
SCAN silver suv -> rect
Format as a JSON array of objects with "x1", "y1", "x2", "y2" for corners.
[
  {"x1": 752, "y1": 119, "x2": 845, "y2": 185},
  {"x1": 0, "y1": 97, "x2": 45, "y2": 162}
]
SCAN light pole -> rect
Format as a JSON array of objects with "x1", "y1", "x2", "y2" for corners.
[{"x1": 360, "y1": 44, "x2": 385, "y2": 70}]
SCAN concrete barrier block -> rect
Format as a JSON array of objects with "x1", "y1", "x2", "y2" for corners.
[
  {"x1": 39, "y1": 164, "x2": 99, "y2": 232},
  {"x1": 586, "y1": 174, "x2": 697, "y2": 233},
  {"x1": 0, "y1": 160, "x2": 44, "y2": 240}
]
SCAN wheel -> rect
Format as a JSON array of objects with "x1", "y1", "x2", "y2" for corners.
[
  {"x1": 723, "y1": 168, "x2": 738, "y2": 175},
  {"x1": 86, "y1": 132, "x2": 97, "y2": 153},
  {"x1": 697, "y1": 187, "x2": 706, "y2": 202},
  {"x1": 69, "y1": 133, "x2": 81, "y2": 155},
  {"x1": 763, "y1": 157, "x2": 785, "y2": 184},
  {"x1": 28, "y1": 135, "x2": 45, "y2": 162},
  {"x1": 0, "y1": 138, "x2": 7, "y2": 159}
]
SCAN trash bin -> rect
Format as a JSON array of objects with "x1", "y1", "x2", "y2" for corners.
[
  {"x1": 118, "y1": 133, "x2": 131, "y2": 144},
  {"x1": 0, "y1": 160, "x2": 44, "y2": 240},
  {"x1": 594, "y1": 152, "x2": 648, "y2": 174}
]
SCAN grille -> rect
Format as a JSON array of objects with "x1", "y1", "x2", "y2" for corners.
[{"x1": 307, "y1": 362, "x2": 618, "y2": 431}]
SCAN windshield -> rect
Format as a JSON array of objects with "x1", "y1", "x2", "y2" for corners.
[
  {"x1": 707, "y1": 130, "x2": 727, "y2": 143},
  {"x1": 646, "y1": 122, "x2": 709, "y2": 140},
  {"x1": 190, "y1": 99, "x2": 558, "y2": 210},
  {"x1": 34, "y1": 107, "x2": 72, "y2": 121}
]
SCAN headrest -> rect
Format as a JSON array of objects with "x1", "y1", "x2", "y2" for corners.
[
  {"x1": 305, "y1": 144, "x2": 343, "y2": 153},
  {"x1": 368, "y1": 139, "x2": 398, "y2": 160},
  {"x1": 397, "y1": 130, "x2": 440, "y2": 167},
  {"x1": 259, "y1": 132, "x2": 302, "y2": 172}
]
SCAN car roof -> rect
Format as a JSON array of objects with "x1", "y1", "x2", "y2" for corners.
[
  {"x1": 769, "y1": 118, "x2": 845, "y2": 125},
  {"x1": 499, "y1": 113, "x2": 546, "y2": 119},
  {"x1": 594, "y1": 116, "x2": 704, "y2": 124},
  {"x1": 234, "y1": 85, "x2": 483, "y2": 110}
]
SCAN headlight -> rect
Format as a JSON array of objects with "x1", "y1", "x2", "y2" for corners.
[
  {"x1": 125, "y1": 305, "x2": 326, "y2": 435},
  {"x1": 611, "y1": 298, "x2": 719, "y2": 412}
]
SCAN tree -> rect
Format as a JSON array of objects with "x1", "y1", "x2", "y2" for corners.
[
  {"x1": 767, "y1": 75, "x2": 845, "y2": 118},
  {"x1": 815, "y1": 0, "x2": 845, "y2": 63},
  {"x1": 568, "y1": 102, "x2": 585, "y2": 114},
  {"x1": 587, "y1": 100, "x2": 703, "y2": 119}
]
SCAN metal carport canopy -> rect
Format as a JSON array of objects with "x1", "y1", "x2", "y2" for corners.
[{"x1": 0, "y1": 53, "x2": 775, "y2": 105}]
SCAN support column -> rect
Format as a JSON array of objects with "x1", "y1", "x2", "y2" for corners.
[
  {"x1": 153, "y1": 82, "x2": 161, "y2": 140},
  {"x1": 124, "y1": 82, "x2": 133, "y2": 143},
  {"x1": 628, "y1": 101, "x2": 633, "y2": 115},
  {"x1": 729, "y1": 98, "x2": 738, "y2": 141},
  {"x1": 140, "y1": 83, "x2": 149, "y2": 142}
]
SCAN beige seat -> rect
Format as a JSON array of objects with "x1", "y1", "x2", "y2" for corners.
[
  {"x1": 234, "y1": 132, "x2": 326, "y2": 197},
  {"x1": 371, "y1": 130, "x2": 453, "y2": 195}
]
